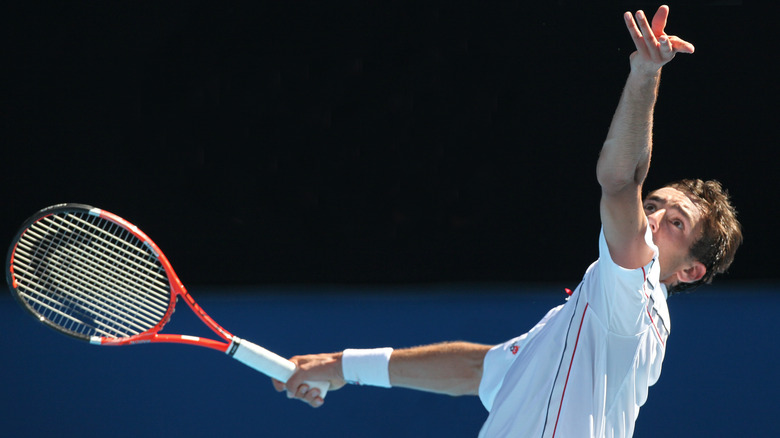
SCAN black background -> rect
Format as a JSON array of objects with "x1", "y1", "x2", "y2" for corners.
[{"x1": 2, "y1": 1, "x2": 771, "y2": 288}]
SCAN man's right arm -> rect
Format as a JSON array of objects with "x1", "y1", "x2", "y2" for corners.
[
  {"x1": 389, "y1": 342, "x2": 492, "y2": 396},
  {"x1": 275, "y1": 341, "x2": 491, "y2": 408}
]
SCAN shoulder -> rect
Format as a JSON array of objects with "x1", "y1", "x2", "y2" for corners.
[
  {"x1": 600, "y1": 187, "x2": 655, "y2": 270},
  {"x1": 580, "y1": 226, "x2": 662, "y2": 334}
]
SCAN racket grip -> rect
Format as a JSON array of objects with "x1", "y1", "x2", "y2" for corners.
[{"x1": 227, "y1": 337, "x2": 329, "y2": 398}]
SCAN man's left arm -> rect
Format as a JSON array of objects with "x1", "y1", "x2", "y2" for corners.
[{"x1": 597, "y1": 5, "x2": 695, "y2": 269}]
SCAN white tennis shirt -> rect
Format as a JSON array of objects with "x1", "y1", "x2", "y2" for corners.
[{"x1": 479, "y1": 226, "x2": 670, "y2": 438}]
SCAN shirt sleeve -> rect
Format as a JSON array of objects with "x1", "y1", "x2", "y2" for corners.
[
  {"x1": 591, "y1": 225, "x2": 660, "y2": 335},
  {"x1": 478, "y1": 304, "x2": 564, "y2": 411}
]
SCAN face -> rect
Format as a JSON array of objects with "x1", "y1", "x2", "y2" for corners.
[{"x1": 643, "y1": 187, "x2": 706, "y2": 287}]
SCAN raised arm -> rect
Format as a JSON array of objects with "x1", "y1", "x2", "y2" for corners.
[
  {"x1": 274, "y1": 342, "x2": 491, "y2": 408},
  {"x1": 596, "y1": 5, "x2": 694, "y2": 268}
]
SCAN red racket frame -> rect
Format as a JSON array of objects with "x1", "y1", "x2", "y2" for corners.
[
  {"x1": 8, "y1": 204, "x2": 330, "y2": 397},
  {"x1": 88, "y1": 209, "x2": 236, "y2": 351},
  {"x1": 7, "y1": 206, "x2": 235, "y2": 352}
]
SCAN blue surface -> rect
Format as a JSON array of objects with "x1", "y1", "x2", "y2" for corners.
[{"x1": 1, "y1": 283, "x2": 777, "y2": 437}]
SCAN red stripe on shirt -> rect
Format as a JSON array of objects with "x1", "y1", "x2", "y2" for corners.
[
  {"x1": 552, "y1": 302, "x2": 589, "y2": 438},
  {"x1": 647, "y1": 309, "x2": 665, "y2": 346},
  {"x1": 641, "y1": 267, "x2": 665, "y2": 345}
]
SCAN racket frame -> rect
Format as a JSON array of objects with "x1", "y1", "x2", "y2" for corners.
[
  {"x1": 7, "y1": 203, "x2": 328, "y2": 396},
  {"x1": 7, "y1": 204, "x2": 232, "y2": 351}
]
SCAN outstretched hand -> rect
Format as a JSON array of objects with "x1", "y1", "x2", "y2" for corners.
[
  {"x1": 271, "y1": 352, "x2": 347, "y2": 408},
  {"x1": 624, "y1": 5, "x2": 694, "y2": 74}
]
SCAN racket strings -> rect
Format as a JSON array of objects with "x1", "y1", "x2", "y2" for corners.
[
  {"x1": 15, "y1": 214, "x2": 167, "y2": 337},
  {"x1": 12, "y1": 212, "x2": 172, "y2": 339},
  {"x1": 15, "y1": 215, "x2": 137, "y2": 336}
]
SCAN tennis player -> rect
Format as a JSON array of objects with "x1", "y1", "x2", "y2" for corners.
[{"x1": 273, "y1": 5, "x2": 742, "y2": 437}]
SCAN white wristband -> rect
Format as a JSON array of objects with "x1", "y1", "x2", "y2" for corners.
[{"x1": 342, "y1": 347, "x2": 394, "y2": 388}]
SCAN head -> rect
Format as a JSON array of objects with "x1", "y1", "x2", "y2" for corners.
[{"x1": 645, "y1": 179, "x2": 742, "y2": 294}]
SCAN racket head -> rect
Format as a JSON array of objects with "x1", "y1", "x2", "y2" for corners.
[{"x1": 6, "y1": 203, "x2": 177, "y2": 343}]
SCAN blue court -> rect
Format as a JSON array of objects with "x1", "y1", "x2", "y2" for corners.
[{"x1": 1, "y1": 283, "x2": 775, "y2": 437}]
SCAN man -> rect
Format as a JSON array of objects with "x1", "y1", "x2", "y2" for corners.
[{"x1": 272, "y1": 5, "x2": 742, "y2": 437}]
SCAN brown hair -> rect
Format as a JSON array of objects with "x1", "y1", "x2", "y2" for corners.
[{"x1": 666, "y1": 179, "x2": 743, "y2": 293}]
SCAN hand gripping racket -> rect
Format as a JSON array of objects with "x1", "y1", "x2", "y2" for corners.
[{"x1": 6, "y1": 203, "x2": 328, "y2": 397}]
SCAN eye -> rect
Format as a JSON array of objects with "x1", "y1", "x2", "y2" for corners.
[
  {"x1": 644, "y1": 203, "x2": 656, "y2": 213},
  {"x1": 672, "y1": 219, "x2": 683, "y2": 229}
]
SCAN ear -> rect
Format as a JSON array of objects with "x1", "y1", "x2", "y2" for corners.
[{"x1": 677, "y1": 261, "x2": 706, "y2": 284}]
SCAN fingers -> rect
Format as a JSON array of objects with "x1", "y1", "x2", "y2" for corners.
[
  {"x1": 286, "y1": 383, "x2": 325, "y2": 408},
  {"x1": 273, "y1": 377, "x2": 326, "y2": 408},
  {"x1": 274, "y1": 376, "x2": 326, "y2": 408},
  {"x1": 635, "y1": 10, "x2": 662, "y2": 62},
  {"x1": 624, "y1": 10, "x2": 657, "y2": 60},
  {"x1": 624, "y1": 11, "x2": 644, "y2": 48},
  {"x1": 273, "y1": 352, "x2": 344, "y2": 408},
  {"x1": 658, "y1": 35, "x2": 673, "y2": 58},
  {"x1": 651, "y1": 5, "x2": 670, "y2": 37},
  {"x1": 272, "y1": 378, "x2": 286, "y2": 392},
  {"x1": 623, "y1": 6, "x2": 693, "y2": 69}
]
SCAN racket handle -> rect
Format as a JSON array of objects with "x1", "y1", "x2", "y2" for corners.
[{"x1": 227, "y1": 337, "x2": 329, "y2": 398}]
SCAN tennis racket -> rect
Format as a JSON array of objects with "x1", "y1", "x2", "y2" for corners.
[{"x1": 6, "y1": 203, "x2": 328, "y2": 397}]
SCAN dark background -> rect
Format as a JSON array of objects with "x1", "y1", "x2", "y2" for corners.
[
  {"x1": 2, "y1": 2, "x2": 778, "y2": 438},
  {"x1": 2, "y1": 1, "x2": 771, "y2": 288}
]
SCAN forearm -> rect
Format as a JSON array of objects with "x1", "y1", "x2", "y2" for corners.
[
  {"x1": 597, "y1": 69, "x2": 660, "y2": 194},
  {"x1": 598, "y1": 6, "x2": 695, "y2": 194},
  {"x1": 389, "y1": 341, "x2": 491, "y2": 396}
]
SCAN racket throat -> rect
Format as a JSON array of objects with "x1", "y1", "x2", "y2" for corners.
[{"x1": 226, "y1": 337, "x2": 242, "y2": 357}]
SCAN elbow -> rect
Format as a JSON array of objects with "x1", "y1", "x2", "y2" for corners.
[
  {"x1": 597, "y1": 139, "x2": 651, "y2": 194},
  {"x1": 597, "y1": 171, "x2": 636, "y2": 196},
  {"x1": 455, "y1": 365, "x2": 484, "y2": 396},
  {"x1": 596, "y1": 152, "x2": 646, "y2": 195},
  {"x1": 436, "y1": 344, "x2": 486, "y2": 397},
  {"x1": 447, "y1": 348, "x2": 486, "y2": 397},
  {"x1": 441, "y1": 374, "x2": 482, "y2": 397}
]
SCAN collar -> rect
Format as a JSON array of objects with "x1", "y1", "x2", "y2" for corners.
[{"x1": 644, "y1": 225, "x2": 671, "y2": 333}]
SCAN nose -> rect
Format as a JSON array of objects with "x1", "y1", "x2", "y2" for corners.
[{"x1": 647, "y1": 209, "x2": 663, "y2": 232}]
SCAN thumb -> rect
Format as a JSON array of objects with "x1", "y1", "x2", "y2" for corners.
[{"x1": 668, "y1": 35, "x2": 695, "y2": 54}]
